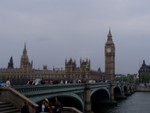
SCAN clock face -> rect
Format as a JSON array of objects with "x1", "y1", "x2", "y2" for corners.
[{"x1": 106, "y1": 48, "x2": 111, "y2": 53}]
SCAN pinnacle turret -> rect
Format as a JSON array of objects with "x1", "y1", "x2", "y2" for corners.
[
  {"x1": 7, "y1": 56, "x2": 14, "y2": 69},
  {"x1": 106, "y1": 28, "x2": 114, "y2": 45},
  {"x1": 107, "y1": 28, "x2": 112, "y2": 38},
  {"x1": 20, "y1": 43, "x2": 32, "y2": 70}
]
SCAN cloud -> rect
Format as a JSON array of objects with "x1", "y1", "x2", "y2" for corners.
[{"x1": 0, "y1": 0, "x2": 150, "y2": 74}]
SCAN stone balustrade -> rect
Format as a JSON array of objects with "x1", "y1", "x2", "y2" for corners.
[{"x1": 0, "y1": 87, "x2": 38, "y2": 113}]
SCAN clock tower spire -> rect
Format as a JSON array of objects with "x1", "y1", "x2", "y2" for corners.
[{"x1": 105, "y1": 29, "x2": 115, "y2": 82}]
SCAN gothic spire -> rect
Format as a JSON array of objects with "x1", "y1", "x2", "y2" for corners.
[
  {"x1": 23, "y1": 42, "x2": 27, "y2": 55},
  {"x1": 7, "y1": 56, "x2": 14, "y2": 69},
  {"x1": 106, "y1": 28, "x2": 113, "y2": 45},
  {"x1": 20, "y1": 43, "x2": 31, "y2": 69},
  {"x1": 107, "y1": 28, "x2": 112, "y2": 39}
]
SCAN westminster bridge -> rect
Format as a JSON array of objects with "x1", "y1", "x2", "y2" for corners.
[{"x1": 0, "y1": 82, "x2": 136, "y2": 113}]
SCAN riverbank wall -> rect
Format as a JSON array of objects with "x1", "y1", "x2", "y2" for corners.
[{"x1": 136, "y1": 86, "x2": 150, "y2": 92}]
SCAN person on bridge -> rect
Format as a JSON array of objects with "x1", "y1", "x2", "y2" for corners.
[
  {"x1": 6, "y1": 78, "x2": 11, "y2": 87},
  {"x1": 53, "y1": 97, "x2": 62, "y2": 113},
  {"x1": 40, "y1": 100, "x2": 45, "y2": 112},
  {"x1": 21, "y1": 101, "x2": 30, "y2": 113},
  {"x1": 44, "y1": 98, "x2": 53, "y2": 113}
]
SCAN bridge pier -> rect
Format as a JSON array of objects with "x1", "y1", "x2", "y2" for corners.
[
  {"x1": 109, "y1": 83, "x2": 117, "y2": 105},
  {"x1": 110, "y1": 83, "x2": 114, "y2": 102},
  {"x1": 84, "y1": 83, "x2": 93, "y2": 113},
  {"x1": 120, "y1": 84, "x2": 127, "y2": 99},
  {"x1": 125, "y1": 85, "x2": 132, "y2": 96}
]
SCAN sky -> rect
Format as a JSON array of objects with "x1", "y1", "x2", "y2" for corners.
[{"x1": 0, "y1": 0, "x2": 150, "y2": 75}]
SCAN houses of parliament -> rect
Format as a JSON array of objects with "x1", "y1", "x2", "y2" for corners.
[{"x1": 0, "y1": 30, "x2": 115, "y2": 85}]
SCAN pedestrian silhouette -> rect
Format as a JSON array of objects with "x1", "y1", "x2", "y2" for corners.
[
  {"x1": 21, "y1": 101, "x2": 30, "y2": 113},
  {"x1": 54, "y1": 97, "x2": 62, "y2": 113}
]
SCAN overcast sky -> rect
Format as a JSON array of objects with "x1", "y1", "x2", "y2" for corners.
[{"x1": 0, "y1": 0, "x2": 150, "y2": 75}]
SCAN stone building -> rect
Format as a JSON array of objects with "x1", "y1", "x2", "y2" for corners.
[
  {"x1": 0, "y1": 44, "x2": 102, "y2": 85},
  {"x1": 138, "y1": 60, "x2": 150, "y2": 83},
  {"x1": 0, "y1": 30, "x2": 116, "y2": 85},
  {"x1": 65, "y1": 58, "x2": 102, "y2": 82},
  {"x1": 105, "y1": 29, "x2": 115, "y2": 82}
]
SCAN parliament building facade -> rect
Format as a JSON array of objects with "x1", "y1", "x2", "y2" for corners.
[{"x1": 0, "y1": 30, "x2": 115, "y2": 85}]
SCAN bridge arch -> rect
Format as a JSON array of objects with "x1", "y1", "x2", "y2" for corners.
[
  {"x1": 91, "y1": 88, "x2": 110, "y2": 112},
  {"x1": 114, "y1": 86, "x2": 122, "y2": 100}
]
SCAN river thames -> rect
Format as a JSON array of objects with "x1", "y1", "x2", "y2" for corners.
[{"x1": 95, "y1": 92, "x2": 150, "y2": 113}]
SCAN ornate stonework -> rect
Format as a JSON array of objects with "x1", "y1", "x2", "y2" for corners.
[
  {"x1": 105, "y1": 29, "x2": 115, "y2": 82},
  {"x1": 0, "y1": 45, "x2": 102, "y2": 85}
]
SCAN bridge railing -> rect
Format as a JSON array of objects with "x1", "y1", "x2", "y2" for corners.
[
  {"x1": 12, "y1": 83, "x2": 86, "y2": 102},
  {"x1": 63, "y1": 107, "x2": 83, "y2": 113},
  {"x1": 12, "y1": 83, "x2": 111, "y2": 95},
  {"x1": 13, "y1": 83, "x2": 85, "y2": 92},
  {"x1": 0, "y1": 87, "x2": 38, "y2": 113}
]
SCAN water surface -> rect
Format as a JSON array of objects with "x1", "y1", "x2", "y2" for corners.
[{"x1": 95, "y1": 92, "x2": 150, "y2": 113}]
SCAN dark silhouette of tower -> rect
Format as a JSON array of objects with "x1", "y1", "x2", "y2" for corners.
[{"x1": 7, "y1": 56, "x2": 14, "y2": 69}]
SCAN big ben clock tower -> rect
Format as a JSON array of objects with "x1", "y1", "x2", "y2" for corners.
[{"x1": 105, "y1": 29, "x2": 115, "y2": 82}]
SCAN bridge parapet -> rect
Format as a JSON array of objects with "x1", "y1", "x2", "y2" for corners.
[
  {"x1": 13, "y1": 84, "x2": 85, "y2": 93},
  {"x1": 0, "y1": 87, "x2": 38, "y2": 113},
  {"x1": 12, "y1": 83, "x2": 86, "y2": 107}
]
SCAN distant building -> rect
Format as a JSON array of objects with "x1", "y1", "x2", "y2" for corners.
[
  {"x1": 138, "y1": 60, "x2": 150, "y2": 83},
  {"x1": 0, "y1": 30, "x2": 115, "y2": 85},
  {"x1": 0, "y1": 44, "x2": 102, "y2": 85}
]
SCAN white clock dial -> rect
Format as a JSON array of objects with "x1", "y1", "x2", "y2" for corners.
[{"x1": 106, "y1": 48, "x2": 111, "y2": 53}]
